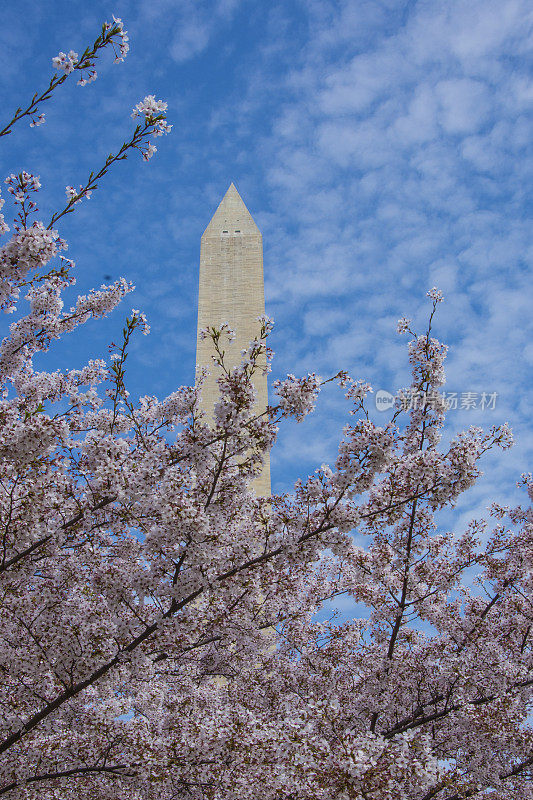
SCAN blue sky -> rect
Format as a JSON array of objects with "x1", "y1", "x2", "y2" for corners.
[{"x1": 1, "y1": 0, "x2": 532, "y2": 538}]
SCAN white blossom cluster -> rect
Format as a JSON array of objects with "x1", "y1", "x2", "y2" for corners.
[
  {"x1": 65, "y1": 184, "x2": 92, "y2": 203},
  {"x1": 52, "y1": 49, "x2": 79, "y2": 75},
  {"x1": 273, "y1": 372, "x2": 322, "y2": 421},
  {"x1": 0, "y1": 222, "x2": 67, "y2": 312},
  {"x1": 108, "y1": 15, "x2": 129, "y2": 63},
  {"x1": 0, "y1": 189, "x2": 7, "y2": 236},
  {"x1": 131, "y1": 94, "x2": 168, "y2": 120},
  {"x1": 29, "y1": 113, "x2": 45, "y2": 127},
  {"x1": 5, "y1": 171, "x2": 41, "y2": 203},
  {"x1": 51, "y1": 15, "x2": 129, "y2": 86},
  {"x1": 130, "y1": 95, "x2": 172, "y2": 160}
]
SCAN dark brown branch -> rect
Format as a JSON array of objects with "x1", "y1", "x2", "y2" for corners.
[
  {"x1": 204, "y1": 436, "x2": 228, "y2": 510},
  {"x1": 370, "y1": 494, "x2": 419, "y2": 734},
  {"x1": 0, "y1": 495, "x2": 115, "y2": 574},
  {"x1": 0, "y1": 761, "x2": 137, "y2": 796},
  {"x1": 423, "y1": 748, "x2": 533, "y2": 800}
]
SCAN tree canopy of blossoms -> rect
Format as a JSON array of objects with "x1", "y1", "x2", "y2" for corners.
[{"x1": 0, "y1": 17, "x2": 532, "y2": 800}]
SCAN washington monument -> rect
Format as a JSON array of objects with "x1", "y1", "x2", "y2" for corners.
[{"x1": 196, "y1": 183, "x2": 271, "y2": 496}]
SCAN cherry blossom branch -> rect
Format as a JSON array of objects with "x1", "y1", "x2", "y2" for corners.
[
  {"x1": 204, "y1": 436, "x2": 229, "y2": 510},
  {"x1": 47, "y1": 105, "x2": 170, "y2": 230},
  {"x1": 419, "y1": 779, "x2": 469, "y2": 800},
  {"x1": 440, "y1": 789, "x2": 483, "y2": 800},
  {"x1": 0, "y1": 19, "x2": 129, "y2": 138},
  {"x1": 0, "y1": 493, "x2": 348, "y2": 757},
  {"x1": 422, "y1": 747, "x2": 533, "y2": 800},
  {"x1": 107, "y1": 311, "x2": 150, "y2": 434},
  {"x1": 0, "y1": 762, "x2": 137, "y2": 796},
  {"x1": 0, "y1": 494, "x2": 115, "y2": 573},
  {"x1": 386, "y1": 496, "x2": 419, "y2": 661},
  {"x1": 452, "y1": 584, "x2": 507, "y2": 653},
  {"x1": 369, "y1": 495, "x2": 419, "y2": 734},
  {"x1": 383, "y1": 673, "x2": 533, "y2": 740},
  {"x1": 438, "y1": 750, "x2": 533, "y2": 800}
]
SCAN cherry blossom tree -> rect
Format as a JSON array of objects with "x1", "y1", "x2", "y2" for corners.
[{"x1": 0, "y1": 17, "x2": 532, "y2": 800}]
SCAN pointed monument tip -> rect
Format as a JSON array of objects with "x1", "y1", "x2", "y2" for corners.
[
  {"x1": 202, "y1": 182, "x2": 261, "y2": 237},
  {"x1": 223, "y1": 181, "x2": 239, "y2": 197}
]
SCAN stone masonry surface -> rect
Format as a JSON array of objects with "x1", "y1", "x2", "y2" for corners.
[{"x1": 196, "y1": 183, "x2": 271, "y2": 496}]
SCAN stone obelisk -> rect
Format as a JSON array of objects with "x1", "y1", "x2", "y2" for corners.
[{"x1": 196, "y1": 183, "x2": 271, "y2": 496}]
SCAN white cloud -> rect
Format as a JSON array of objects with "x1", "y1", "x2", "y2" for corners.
[
  {"x1": 393, "y1": 84, "x2": 439, "y2": 144},
  {"x1": 170, "y1": 18, "x2": 212, "y2": 62},
  {"x1": 167, "y1": 0, "x2": 244, "y2": 63},
  {"x1": 435, "y1": 78, "x2": 491, "y2": 134},
  {"x1": 318, "y1": 48, "x2": 408, "y2": 115}
]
